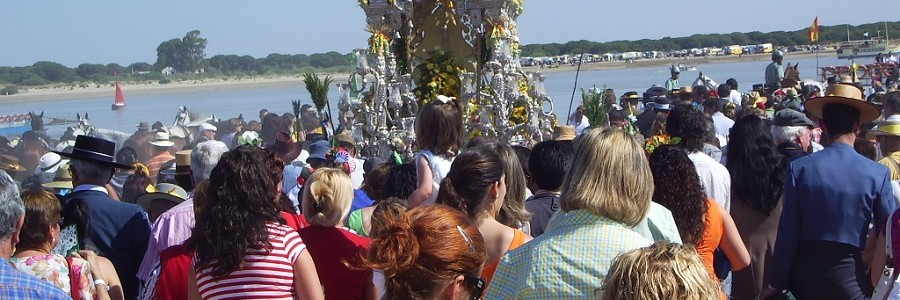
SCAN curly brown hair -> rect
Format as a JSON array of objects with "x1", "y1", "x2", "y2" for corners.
[
  {"x1": 189, "y1": 146, "x2": 283, "y2": 277},
  {"x1": 648, "y1": 145, "x2": 708, "y2": 245}
]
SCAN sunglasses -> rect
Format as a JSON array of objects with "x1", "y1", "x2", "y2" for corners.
[{"x1": 463, "y1": 274, "x2": 486, "y2": 300}]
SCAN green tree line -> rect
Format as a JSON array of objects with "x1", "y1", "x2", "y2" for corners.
[
  {"x1": 521, "y1": 21, "x2": 900, "y2": 57},
  {"x1": 3, "y1": 21, "x2": 899, "y2": 95}
]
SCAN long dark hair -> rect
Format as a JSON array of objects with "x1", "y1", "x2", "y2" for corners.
[
  {"x1": 648, "y1": 145, "x2": 708, "y2": 245},
  {"x1": 436, "y1": 146, "x2": 504, "y2": 221},
  {"x1": 189, "y1": 146, "x2": 282, "y2": 277},
  {"x1": 726, "y1": 116, "x2": 785, "y2": 214}
]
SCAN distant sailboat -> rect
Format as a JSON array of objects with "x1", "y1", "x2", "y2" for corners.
[{"x1": 111, "y1": 81, "x2": 126, "y2": 110}]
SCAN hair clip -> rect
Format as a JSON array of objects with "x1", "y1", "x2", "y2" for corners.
[
  {"x1": 457, "y1": 225, "x2": 476, "y2": 252},
  {"x1": 436, "y1": 95, "x2": 456, "y2": 104}
]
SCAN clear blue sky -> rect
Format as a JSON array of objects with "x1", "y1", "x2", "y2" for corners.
[{"x1": 1, "y1": 0, "x2": 897, "y2": 67}]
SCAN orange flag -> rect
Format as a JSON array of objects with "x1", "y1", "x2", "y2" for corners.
[{"x1": 809, "y1": 17, "x2": 820, "y2": 43}]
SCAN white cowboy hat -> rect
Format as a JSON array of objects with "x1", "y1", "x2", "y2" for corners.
[
  {"x1": 150, "y1": 131, "x2": 176, "y2": 147},
  {"x1": 35, "y1": 152, "x2": 68, "y2": 175}
]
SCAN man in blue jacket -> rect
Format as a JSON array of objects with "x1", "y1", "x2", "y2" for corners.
[
  {"x1": 57, "y1": 136, "x2": 149, "y2": 299},
  {"x1": 764, "y1": 83, "x2": 896, "y2": 299}
]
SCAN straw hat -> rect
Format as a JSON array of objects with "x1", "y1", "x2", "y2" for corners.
[
  {"x1": 174, "y1": 150, "x2": 192, "y2": 175},
  {"x1": 553, "y1": 125, "x2": 576, "y2": 141},
  {"x1": 805, "y1": 83, "x2": 881, "y2": 123},
  {"x1": 867, "y1": 116, "x2": 900, "y2": 139},
  {"x1": 0, "y1": 155, "x2": 25, "y2": 172},
  {"x1": 42, "y1": 164, "x2": 73, "y2": 189},
  {"x1": 136, "y1": 183, "x2": 188, "y2": 211},
  {"x1": 149, "y1": 131, "x2": 175, "y2": 147}
]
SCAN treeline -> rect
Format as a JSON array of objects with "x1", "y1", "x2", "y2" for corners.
[
  {"x1": 522, "y1": 21, "x2": 900, "y2": 57},
  {"x1": 0, "y1": 52, "x2": 352, "y2": 91}
]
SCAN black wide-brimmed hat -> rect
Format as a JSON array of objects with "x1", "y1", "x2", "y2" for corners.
[{"x1": 54, "y1": 136, "x2": 132, "y2": 169}]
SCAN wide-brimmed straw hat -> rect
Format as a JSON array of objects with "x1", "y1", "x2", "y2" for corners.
[
  {"x1": 867, "y1": 116, "x2": 900, "y2": 139},
  {"x1": 553, "y1": 125, "x2": 576, "y2": 141},
  {"x1": 0, "y1": 155, "x2": 25, "y2": 172},
  {"x1": 805, "y1": 83, "x2": 881, "y2": 123},
  {"x1": 42, "y1": 164, "x2": 73, "y2": 189},
  {"x1": 54, "y1": 135, "x2": 132, "y2": 169},
  {"x1": 149, "y1": 131, "x2": 175, "y2": 147},
  {"x1": 136, "y1": 183, "x2": 188, "y2": 211}
]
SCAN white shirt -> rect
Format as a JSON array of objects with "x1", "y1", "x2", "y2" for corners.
[
  {"x1": 73, "y1": 184, "x2": 109, "y2": 194},
  {"x1": 728, "y1": 90, "x2": 742, "y2": 107},
  {"x1": 687, "y1": 151, "x2": 732, "y2": 212},
  {"x1": 711, "y1": 112, "x2": 735, "y2": 145}
]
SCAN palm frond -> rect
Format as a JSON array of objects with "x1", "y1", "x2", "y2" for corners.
[{"x1": 303, "y1": 72, "x2": 333, "y2": 112}]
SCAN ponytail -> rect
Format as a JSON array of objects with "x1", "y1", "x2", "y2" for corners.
[{"x1": 436, "y1": 177, "x2": 474, "y2": 220}]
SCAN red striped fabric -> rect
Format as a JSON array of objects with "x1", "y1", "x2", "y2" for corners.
[{"x1": 195, "y1": 223, "x2": 306, "y2": 300}]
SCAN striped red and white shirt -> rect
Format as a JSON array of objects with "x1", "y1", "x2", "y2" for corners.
[{"x1": 195, "y1": 223, "x2": 306, "y2": 300}]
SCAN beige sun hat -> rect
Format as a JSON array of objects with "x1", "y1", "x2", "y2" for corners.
[
  {"x1": 805, "y1": 83, "x2": 881, "y2": 123},
  {"x1": 42, "y1": 163, "x2": 73, "y2": 189},
  {"x1": 150, "y1": 131, "x2": 176, "y2": 147}
]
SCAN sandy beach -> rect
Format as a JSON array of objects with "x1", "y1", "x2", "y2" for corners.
[{"x1": 1, "y1": 51, "x2": 834, "y2": 105}]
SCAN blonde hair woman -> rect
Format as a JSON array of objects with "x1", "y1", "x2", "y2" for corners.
[
  {"x1": 485, "y1": 127, "x2": 655, "y2": 299},
  {"x1": 299, "y1": 168, "x2": 377, "y2": 299},
  {"x1": 601, "y1": 242, "x2": 721, "y2": 300}
]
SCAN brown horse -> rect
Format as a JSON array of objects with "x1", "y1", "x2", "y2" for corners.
[
  {"x1": 123, "y1": 131, "x2": 157, "y2": 163},
  {"x1": 14, "y1": 131, "x2": 49, "y2": 182},
  {"x1": 210, "y1": 114, "x2": 245, "y2": 140},
  {"x1": 784, "y1": 63, "x2": 800, "y2": 83}
]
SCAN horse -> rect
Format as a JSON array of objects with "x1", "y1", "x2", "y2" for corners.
[
  {"x1": 13, "y1": 131, "x2": 49, "y2": 181},
  {"x1": 70, "y1": 113, "x2": 132, "y2": 153},
  {"x1": 170, "y1": 106, "x2": 216, "y2": 147},
  {"x1": 784, "y1": 63, "x2": 800, "y2": 83},
  {"x1": 210, "y1": 114, "x2": 245, "y2": 140}
]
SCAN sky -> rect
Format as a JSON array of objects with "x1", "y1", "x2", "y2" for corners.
[{"x1": 1, "y1": 0, "x2": 898, "y2": 68}]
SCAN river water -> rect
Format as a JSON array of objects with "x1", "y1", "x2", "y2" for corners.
[{"x1": 3, "y1": 55, "x2": 847, "y2": 138}]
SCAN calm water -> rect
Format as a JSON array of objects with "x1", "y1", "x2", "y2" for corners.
[{"x1": 3, "y1": 55, "x2": 847, "y2": 138}]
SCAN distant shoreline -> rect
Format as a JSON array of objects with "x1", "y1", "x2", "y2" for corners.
[
  {"x1": 0, "y1": 51, "x2": 835, "y2": 105},
  {"x1": 524, "y1": 51, "x2": 836, "y2": 73}
]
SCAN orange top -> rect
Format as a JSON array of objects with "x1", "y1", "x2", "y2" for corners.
[
  {"x1": 697, "y1": 199, "x2": 724, "y2": 280},
  {"x1": 482, "y1": 229, "x2": 528, "y2": 288}
]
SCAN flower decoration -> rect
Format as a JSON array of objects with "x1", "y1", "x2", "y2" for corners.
[
  {"x1": 414, "y1": 50, "x2": 463, "y2": 107},
  {"x1": 644, "y1": 134, "x2": 682, "y2": 156},
  {"x1": 237, "y1": 131, "x2": 263, "y2": 147},
  {"x1": 367, "y1": 24, "x2": 392, "y2": 55},
  {"x1": 326, "y1": 146, "x2": 356, "y2": 174}
]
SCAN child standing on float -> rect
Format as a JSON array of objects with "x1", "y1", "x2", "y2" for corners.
[{"x1": 408, "y1": 95, "x2": 463, "y2": 207}]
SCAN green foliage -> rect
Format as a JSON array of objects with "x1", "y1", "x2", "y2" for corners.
[
  {"x1": 0, "y1": 85, "x2": 19, "y2": 95},
  {"x1": 154, "y1": 30, "x2": 207, "y2": 73},
  {"x1": 31, "y1": 61, "x2": 77, "y2": 83},
  {"x1": 521, "y1": 21, "x2": 900, "y2": 57},
  {"x1": 302, "y1": 72, "x2": 333, "y2": 113},
  {"x1": 582, "y1": 86, "x2": 607, "y2": 127}
]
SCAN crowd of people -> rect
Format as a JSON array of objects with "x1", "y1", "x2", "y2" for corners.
[{"x1": 2, "y1": 64, "x2": 900, "y2": 300}]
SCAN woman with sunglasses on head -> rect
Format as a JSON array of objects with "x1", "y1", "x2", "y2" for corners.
[{"x1": 363, "y1": 204, "x2": 487, "y2": 300}]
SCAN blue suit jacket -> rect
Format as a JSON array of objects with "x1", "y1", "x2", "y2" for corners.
[
  {"x1": 65, "y1": 189, "x2": 150, "y2": 300},
  {"x1": 770, "y1": 142, "x2": 897, "y2": 289}
]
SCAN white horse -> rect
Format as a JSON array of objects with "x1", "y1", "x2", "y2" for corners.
[
  {"x1": 68, "y1": 113, "x2": 132, "y2": 152},
  {"x1": 169, "y1": 106, "x2": 216, "y2": 146}
]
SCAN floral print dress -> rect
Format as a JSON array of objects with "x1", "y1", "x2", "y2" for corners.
[{"x1": 10, "y1": 253, "x2": 97, "y2": 300}]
